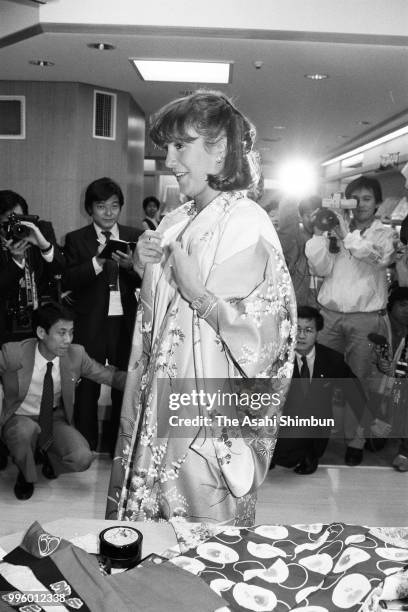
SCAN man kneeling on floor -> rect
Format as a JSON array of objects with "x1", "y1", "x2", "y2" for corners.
[{"x1": 0, "y1": 302, "x2": 126, "y2": 500}]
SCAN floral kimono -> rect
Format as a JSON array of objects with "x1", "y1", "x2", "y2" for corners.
[{"x1": 106, "y1": 191, "x2": 297, "y2": 525}]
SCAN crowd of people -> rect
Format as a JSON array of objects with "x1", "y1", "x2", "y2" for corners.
[{"x1": 0, "y1": 89, "x2": 407, "y2": 527}]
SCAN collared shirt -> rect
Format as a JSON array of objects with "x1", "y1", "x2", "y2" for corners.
[
  {"x1": 295, "y1": 346, "x2": 316, "y2": 380},
  {"x1": 305, "y1": 219, "x2": 396, "y2": 312},
  {"x1": 92, "y1": 222, "x2": 120, "y2": 276},
  {"x1": 16, "y1": 344, "x2": 61, "y2": 417},
  {"x1": 91, "y1": 222, "x2": 123, "y2": 317}
]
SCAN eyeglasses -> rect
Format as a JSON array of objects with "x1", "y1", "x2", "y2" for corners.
[{"x1": 297, "y1": 327, "x2": 316, "y2": 335}]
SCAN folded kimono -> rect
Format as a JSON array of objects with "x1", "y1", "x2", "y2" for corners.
[{"x1": 0, "y1": 521, "x2": 227, "y2": 612}]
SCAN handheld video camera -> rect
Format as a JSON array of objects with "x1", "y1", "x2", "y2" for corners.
[
  {"x1": 1, "y1": 212, "x2": 39, "y2": 242},
  {"x1": 314, "y1": 193, "x2": 358, "y2": 232},
  {"x1": 313, "y1": 193, "x2": 358, "y2": 253}
]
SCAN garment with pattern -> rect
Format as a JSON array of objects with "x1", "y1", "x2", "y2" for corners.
[{"x1": 106, "y1": 191, "x2": 296, "y2": 525}]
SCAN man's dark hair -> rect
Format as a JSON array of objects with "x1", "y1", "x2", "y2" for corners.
[
  {"x1": 345, "y1": 176, "x2": 383, "y2": 205},
  {"x1": 142, "y1": 196, "x2": 160, "y2": 212},
  {"x1": 388, "y1": 287, "x2": 408, "y2": 312},
  {"x1": 297, "y1": 305, "x2": 324, "y2": 331},
  {"x1": 84, "y1": 177, "x2": 124, "y2": 215},
  {"x1": 299, "y1": 195, "x2": 322, "y2": 216},
  {"x1": 33, "y1": 302, "x2": 74, "y2": 333},
  {"x1": 0, "y1": 190, "x2": 28, "y2": 216}
]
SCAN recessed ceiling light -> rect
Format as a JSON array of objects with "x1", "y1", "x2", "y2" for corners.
[
  {"x1": 130, "y1": 59, "x2": 232, "y2": 84},
  {"x1": 261, "y1": 137, "x2": 282, "y2": 143},
  {"x1": 88, "y1": 43, "x2": 115, "y2": 51},
  {"x1": 272, "y1": 125, "x2": 286, "y2": 130},
  {"x1": 305, "y1": 73, "x2": 329, "y2": 80},
  {"x1": 29, "y1": 60, "x2": 54, "y2": 67},
  {"x1": 357, "y1": 120, "x2": 371, "y2": 126}
]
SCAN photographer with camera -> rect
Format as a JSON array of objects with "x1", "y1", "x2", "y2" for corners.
[
  {"x1": 305, "y1": 176, "x2": 397, "y2": 466},
  {"x1": 0, "y1": 190, "x2": 65, "y2": 345}
]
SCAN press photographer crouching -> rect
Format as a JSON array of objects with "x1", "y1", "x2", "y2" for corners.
[
  {"x1": 0, "y1": 302, "x2": 127, "y2": 500},
  {"x1": 0, "y1": 190, "x2": 65, "y2": 345}
]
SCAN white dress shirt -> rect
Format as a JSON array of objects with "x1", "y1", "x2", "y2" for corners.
[
  {"x1": 295, "y1": 345, "x2": 316, "y2": 381},
  {"x1": 92, "y1": 222, "x2": 123, "y2": 316},
  {"x1": 16, "y1": 345, "x2": 61, "y2": 417},
  {"x1": 305, "y1": 219, "x2": 396, "y2": 312}
]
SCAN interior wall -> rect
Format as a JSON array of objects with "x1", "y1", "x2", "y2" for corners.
[{"x1": 0, "y1": 80, "x2": 145, "y2": 241}]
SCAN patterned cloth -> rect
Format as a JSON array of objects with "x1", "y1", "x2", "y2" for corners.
[
  {"x1": 172, "y1": 522, "x2": 408, "y2": 611},
  {"x1": 106, "y1": 191, "x2": 297, "y2": 525}
]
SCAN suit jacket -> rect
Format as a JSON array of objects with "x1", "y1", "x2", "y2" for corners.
[
  {"x1": 0, "y1": 338, "x2": 127, "y2": 426},
  {"x1": 0, "y1": 221, "x2": 65, "y2": 344},
  {"x1": 62, "y1": 223, "x2": 142, "y2": 353},
  {"x1": 282, "y1": 343, "x2": 365, "y2": 432}
]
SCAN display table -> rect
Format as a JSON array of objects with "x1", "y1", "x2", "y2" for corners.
[{"x1": 0, "y1": 517, "x2": 179, "y2": 556}]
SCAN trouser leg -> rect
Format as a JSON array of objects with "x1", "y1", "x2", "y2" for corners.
[
  {"x1": 47, "y1": 409, "x2": 94, "y2": 474},
  {"x1": 2, "y1": 415, "x2": 40, "y2": 482},
  {"x1": 74, "y1": 377, "x2": 101, "y2": 451}
]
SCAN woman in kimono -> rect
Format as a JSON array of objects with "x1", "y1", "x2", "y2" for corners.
[{"x1": 106, "y1": 91, "x2": 296, "y2": 525}]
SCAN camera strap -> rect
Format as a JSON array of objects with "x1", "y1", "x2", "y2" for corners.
[{"x1": 21, "y1": 250, "x2": 38, "y2": 309}]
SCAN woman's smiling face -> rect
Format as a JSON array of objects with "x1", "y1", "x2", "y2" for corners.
[{"x1": 165, "y1": 129, "x2": 223, "y2": 208}]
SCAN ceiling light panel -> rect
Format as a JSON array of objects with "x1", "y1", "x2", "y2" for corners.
[{"x1": 130, "y1": 60, "x2": 231, "y2": 83}]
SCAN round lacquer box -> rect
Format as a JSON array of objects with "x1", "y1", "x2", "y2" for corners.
[{"x1": 99, "y1": 526, "x2": 143, "y2": 571}]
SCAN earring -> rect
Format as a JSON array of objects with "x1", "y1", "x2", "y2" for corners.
[{"x1": 216, "y1": 156, "x2": 223, "y2": 164}]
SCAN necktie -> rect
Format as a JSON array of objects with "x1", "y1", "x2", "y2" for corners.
[
  {"x1": 102, "y1": 230, "x2": 119, "y2": 290},
  {"x1": 38, "y1": 362, "x2": 54, "y2": 452},
  {"x1": 300, "y1": 355, "x2": 310, "y2": 394}
]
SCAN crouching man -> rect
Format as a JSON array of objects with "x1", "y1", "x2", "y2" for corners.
[{"x1": 0, "y1": 302, "x2": 126, "y2": 500}]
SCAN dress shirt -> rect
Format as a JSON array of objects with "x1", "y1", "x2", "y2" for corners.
[
  {"x1": 295, "y1": 346, "x2": 315, "y2": 381},
  {"x1": 16, "y1": 344, "x2": 61, "y2": 417},
  {"x1": 305, "y1": 219, "x2": 396, "y2": 312},
  {"x1": 92, "y1": 222, "x2": 120, "y2": 276},
  {"x1": 92, "y1": 222, "x2": 123, "y2": 317}
]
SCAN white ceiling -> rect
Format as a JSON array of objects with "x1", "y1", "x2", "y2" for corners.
[{"x1": 1, "y1": 0, "x2": 408, "y2": 177}]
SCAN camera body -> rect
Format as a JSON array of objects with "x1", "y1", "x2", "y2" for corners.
[
  {"x1": 1, "y1": 212, "x2": 39, "y2": 241},
  {"x1": 314, "y1": 193, "x2": 358, "y2": 232}
]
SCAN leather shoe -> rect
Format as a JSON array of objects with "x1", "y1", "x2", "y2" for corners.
[
  {"x1": 392, "y1": 454, "x2": 408, "y2": 472},
  {"x1": 294, "y1": 455, "x2": 318, "y2": 475},
  {"x1": 14, "y1": 472, "x2": 34, "y2": 500},
  {"x1": 365, "y1": 437, "x2": 387, "y2": 452},
  {"x1": 344, "y1": 447, "x2": 363, "y2": 466},
  {"x1": 42, "y1": 456, "x2": 57, "y2": 480}
]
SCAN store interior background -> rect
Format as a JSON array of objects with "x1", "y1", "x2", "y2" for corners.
[{"x1": 0, "y1": 0, "x2": 408, "y2": 533}]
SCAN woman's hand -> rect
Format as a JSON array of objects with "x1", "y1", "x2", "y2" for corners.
[
  {"x1": 133, "y1": 230, "x2": 163, "y2": 275},
  {"x1": 167, "y1": 241, "x2": 205, "y2": 302}
]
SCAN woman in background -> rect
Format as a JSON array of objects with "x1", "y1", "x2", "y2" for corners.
[{"x1": 107, "y1": 91, "x2": 296, "y2": 525}]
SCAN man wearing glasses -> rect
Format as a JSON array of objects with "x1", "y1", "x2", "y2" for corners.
[
  {"x1": 63, "y1": 178, "x2": 141, "y2": 454},
  {"x1": 273, "y1": 306, "x2": 366, "y2": 474}
]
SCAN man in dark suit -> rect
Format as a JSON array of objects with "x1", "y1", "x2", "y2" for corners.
[
  {"x1": 0, "y1": 303, "x2": 126, "y2": 500},
  {"x1": 63, "y1": 177, "x2": 142, "y2": 453},
  {"x1": 273, "y1": 306, "x2": 366, "y2": 474},
  {"x1": 0, "y1": 190, "x2": 65, "y2": 345}
]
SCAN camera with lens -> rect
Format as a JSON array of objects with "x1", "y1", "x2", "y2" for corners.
[
  {"x1": 1, "y1": 212, "x2": 40, "y2": 242},
  {"x1": 314, "y1": 193, "x2": 358, "y2": 232},
  {"x1": 313, "y1": 193, "x2": 357, "y2": 253}
]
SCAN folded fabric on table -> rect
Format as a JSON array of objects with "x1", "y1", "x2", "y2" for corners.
[
  {"x1": 174, "y1": 522, "x2": 408, "y2": 611},
  {"x1": 0, "y1": 521, "x2": 228, "y2": 612}
]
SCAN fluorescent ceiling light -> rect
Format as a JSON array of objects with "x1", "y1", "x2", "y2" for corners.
[
  {"x1": 130, "y1": 60, "x2": 231, "y2": 83},
  {"x1": 322, "y1": 124, "x2": 408, "y2": 166}
]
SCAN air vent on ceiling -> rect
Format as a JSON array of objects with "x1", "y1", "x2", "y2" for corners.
[{"x1": 93, "y1": 90, "x2": 116, "y2": 140}]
